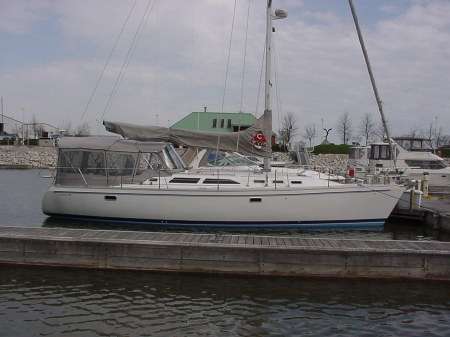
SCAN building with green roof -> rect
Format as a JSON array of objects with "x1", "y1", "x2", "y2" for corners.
[{"x1": 171, "y1": 112, "x2": 256, "y2": 133}]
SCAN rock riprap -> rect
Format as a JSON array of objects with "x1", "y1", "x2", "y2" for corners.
[{"x1": 0, "y1": 146, "x2": 57, "y2": 168}]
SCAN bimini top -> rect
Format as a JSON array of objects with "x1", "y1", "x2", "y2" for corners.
[{"x1": 57, "y1": 136, "x2": 171, "y2": 153}]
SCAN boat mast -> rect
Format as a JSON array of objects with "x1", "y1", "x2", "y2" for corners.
[
  {"x1": 348, "y1": 0, "x2": 396, "y2": 167},
  {"x1": 264, "y1": 1, "x2": 287, "y2": 171},
  {"x1": 265, "y1": 1, "x2": 274, "y2": 117}
]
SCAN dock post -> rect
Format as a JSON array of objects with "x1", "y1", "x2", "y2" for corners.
[
  {"x1": 409, "y1": 189, "x2": 415, "y2": 215},
  {"x1": 422, "y1": 172, "x2": 429, "y2": 197}
]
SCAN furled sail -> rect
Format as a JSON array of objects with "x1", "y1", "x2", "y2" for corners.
[{"x1": 104, "y1": 109, "x2": 272, "y2": 158}]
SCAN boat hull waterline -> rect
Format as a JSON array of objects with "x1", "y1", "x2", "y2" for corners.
[{"x1": 42, "y1": 184, "x2": 404, "y2": 228}]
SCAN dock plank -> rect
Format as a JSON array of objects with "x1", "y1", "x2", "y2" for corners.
[
  {"x1": 222, "y1": 235, "x2": 233, "y2": 245},
  {"x1": 245, "y1": 236, "x2": 254, "y2": 245},
  {"x1": 229, "y1": 235, "x2": 239, "y2": 245},
  {"x1": 260, "y1": 236, "x2": 269, "y2": 246},
  {"x1": 268, "y1": 237, "x2": 277, "y2": 246},
  {"x1": 237, "y1": 236, "x2": 246, "y2": 245}
]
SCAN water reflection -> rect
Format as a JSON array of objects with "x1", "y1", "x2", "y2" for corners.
[{"x1": 1, "y1": 266, "x2": 449, "y2": 337}]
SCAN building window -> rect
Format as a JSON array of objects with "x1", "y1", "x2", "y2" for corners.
[
  {"x1": 227, "y1": 119, "x2": 232, "y2": 128},
  {"x1": 220, "y1": 119, "x2": 225, "y2": 128},
  {"x1": 212, "y1": 119, "x2": 217, "y2": 128}
]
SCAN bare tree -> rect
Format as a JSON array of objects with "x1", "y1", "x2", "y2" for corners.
[
  {"x1": 31, "y1": 114, "x2": 39, "y2": 139},
  {"x1": 302, "y1": 124, "x2": 316, "y2": 148},
  {"x1": 358, "y1": 112, "x2": 376, "y2": 145},
  {"x1": 75, "y1": 122, "x2": 91, "y2": 136},
  {"x1": 423, "y1": 122, "x2": 434, "y2": 140},
  {"x1": 434, "y1": 126, "x2": 445, "y2": 149},
  {"x1": 336, "y1": 111, "x2": 352, "y2": 145},
  {"x1": 373, "y1": 122, "x2": 386, "y2": 142},
  {"x1": 404, "y1": 124, "x2": 421, "y2": 138},
  {"x1": 278, "y1": 111, "x2": 297, "y2": 151}
]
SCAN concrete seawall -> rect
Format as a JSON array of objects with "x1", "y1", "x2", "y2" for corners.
[{"x1": 1, "y1": 227, "x2": 449, "y2": 281}]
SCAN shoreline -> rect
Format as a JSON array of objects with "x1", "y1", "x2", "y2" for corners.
[
  {"x1": 0, "y1": 145, "x2": 57, "y2": 169},
  {"x1": 0, "y1": 145, "x2": 349, "y2": 171}
]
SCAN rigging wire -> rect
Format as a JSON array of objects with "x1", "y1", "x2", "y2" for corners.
[
  {"x1": 80, "y1": 0, "x2": 139, "y2": 121},
  {"x1": 272, "y1": 35, "x2": 283, "y2": 137},
  {"x1": 239, "y1": 0, "x2": 251, "y2": 113},
  {"x1": 190, "y1": 0, "x2": 196, "y2": 128},
  {"x1": 255, "y1": 43, "x2": 265, "y2": 117},
  {"x1": 221, "y1": 0, "x2": 238, "y2": 113},
  {"x1": 101, "y1": 0, "x2": 157, "y2": 122},
  {"x1": 236, "y1": 0, "x2": 251, "y2": 152}
]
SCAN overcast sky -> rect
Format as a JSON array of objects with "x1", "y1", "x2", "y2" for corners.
[{"x1": 1, "y1": 0, "x2": 449, "y2": 144}]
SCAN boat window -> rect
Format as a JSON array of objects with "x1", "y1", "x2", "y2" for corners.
[
  {"x1": 227, "y1": 119, "x2": 232, "y2": 128},
  {"x1": 379, "y1": 145, "x2": 390, "y2": 159},
  {"x1": 137, "y1": 152, "x2": 169, "y2": 173},
  {"x1": 57, "y1": 150, "x2": 83, "y2": 173},
  {"x1": 349, "y1": 147, "x2": 367, "y2": 160},
  {"x1": 106, "y1": 152, "x2": 137, "y2": 176},
  {"x1": 57, "y1": 149, "x2": 106, "y2": 175},
  {"x1": 203, "y1": 151, "x2": 261, "y2": 168},
  {"x1": 163, "y1": 146, "x2": 186, "y2": 170},
  {"x1": 273, "y1": 180, "x2": 283, "y2": 184},
  {"x1": 220, "y1": 119, "x2": 225, "y2": 128},
  {"x1": 291, "y1": 181, "x2": 302, "y2": 184},
  {"x1": 55, "y1": 149, "x2": 109, "y2": 186},
  {"x1": 254, "y1": 179, "x2": 265, "y2": 183},
  {"x1": 404, "y1": 160, "x2": 447, "y2": 169},
  {"x1": 84, "y1": 151, "x2": 106, "y2": 174},
  {"x1": 371, "y1": 145, "x2": 380, "y2": 159},
  {"x1": 212, "y1": 119, "x2": 217, "y2": 128},
  {"x1": 370, "y1": 145, "x2": 391, "y2": 160},
  {"x1": 202, "y1": 178, "x2": 240, "y2": 184},
  {"x1": 205, "y1": 156, "x2": 233, "y2": 166},
  {"x1": 169, "y1": 177, "x2": 201, "y2": 183}
]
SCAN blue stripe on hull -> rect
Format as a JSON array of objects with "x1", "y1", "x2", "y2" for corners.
[{"x1": 44, "y1": 213, "x2": 386, "y2": 229}]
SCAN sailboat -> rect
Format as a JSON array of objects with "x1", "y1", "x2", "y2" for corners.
[{"x1": 42, "y1": 1, "x2": 405, "y2": 228}]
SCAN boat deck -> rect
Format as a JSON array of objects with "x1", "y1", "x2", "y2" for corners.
[{"x1": 1, "y1": 226, "x2": 449, "y2": 280}]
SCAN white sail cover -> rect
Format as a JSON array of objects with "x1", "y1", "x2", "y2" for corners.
[{"x1": 104, "y1": 110, "x2": 272, "y2": 158}]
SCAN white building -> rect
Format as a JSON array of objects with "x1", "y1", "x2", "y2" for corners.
[{"x1": 0, "y1": 114, "x2": 58, "y2": 139}]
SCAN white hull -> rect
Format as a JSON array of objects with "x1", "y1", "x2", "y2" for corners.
[
  {"x1": 403, "y1": 169, "x2": 450, "y2": 188},
  {"x1": 42, "y1": 184, "x2": 405, "y2": 228}
]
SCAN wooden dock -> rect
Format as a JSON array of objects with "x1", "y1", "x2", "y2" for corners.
[{"x1": 0, "y1": 226, "x2": 449, "y2": 281}]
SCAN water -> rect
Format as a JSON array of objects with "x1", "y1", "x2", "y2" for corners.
[
  {"x1": 1, "y1": 266, "x2": 449, "y2": 337},
  {"x1": 0, "y1": 170, "x2": 449, "y2": 336}
]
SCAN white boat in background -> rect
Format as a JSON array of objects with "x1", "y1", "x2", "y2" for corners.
[
  {"x1": 349, "y1": 138, "x2": 450, "y2": 190},
  {"x1": 42, "y1": 1, "x2": 405, "y2": 228}
]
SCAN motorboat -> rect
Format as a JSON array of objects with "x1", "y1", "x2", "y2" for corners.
[{"x1": 348, "y1": 138, "x2": 450, "y2": 190}]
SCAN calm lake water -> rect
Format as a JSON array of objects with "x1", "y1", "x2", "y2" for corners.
[{"x1": 0, "y1": 169, "x2": 449, "y2": 336}]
